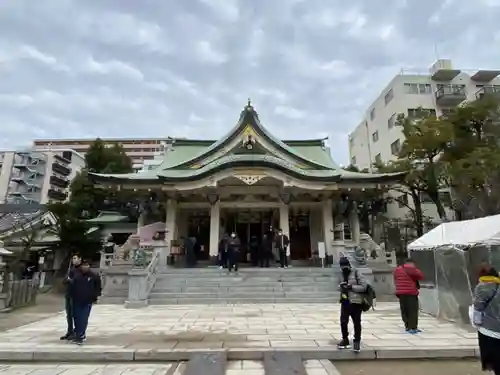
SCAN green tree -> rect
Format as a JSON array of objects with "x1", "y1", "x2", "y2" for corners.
[
  {"x1": 396, "y1": 110, "x2": 453, "y2": 220},
  {"x1": 443, "y1": 98, "x2": 500, "y2": 218},
  {"x1": 68, "y1": 139, "x2": 136, "y2": 219},
  {"x1": 344, "y1": 164, "x2": 388, "y2": 236},
  {"x1": 45, "y1": 202, "x2": 102, "y2": 269}
]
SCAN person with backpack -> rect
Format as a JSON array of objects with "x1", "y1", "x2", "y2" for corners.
[
  {"x1": 393, "y1": 258, "x2": 424, "y2": 334},
  {"x1": 337, "y1": 257, "x2": 368, "y2": 353}
]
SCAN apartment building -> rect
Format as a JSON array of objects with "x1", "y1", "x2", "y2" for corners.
[
  {"x1": 348, "y1": 59, "x2": 500, "y2": 221},
  {"x1": 0, "y1": 149, "x2": 85, "y2": 205},
  {"x1": 32, "y1": 137, "x2": 169, "y2": 167}
]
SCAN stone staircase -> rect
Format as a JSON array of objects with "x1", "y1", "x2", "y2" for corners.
[{"x1": 149, "y1": 267, "x2": 340, "y2": 305}]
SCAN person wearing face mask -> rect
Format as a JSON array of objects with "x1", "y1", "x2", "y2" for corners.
[
  {"x1": 227, "y1": 232, "x2": 241, "y2": 273},
  {"x1": 60, "y1": 253, "x2": 81, "y2": 341},
  {"x1": 275, "y1": 228, "x2": 290, "y2": 268},
  {"x1": 337, "y1": 257, "x2": 367, "y2": 353}
]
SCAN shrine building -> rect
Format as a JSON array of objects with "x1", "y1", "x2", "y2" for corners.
[{"x1": 90, "y1": 101, "x2": 404, "y2": 266}]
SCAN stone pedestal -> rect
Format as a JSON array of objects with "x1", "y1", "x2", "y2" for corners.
[{"x1": 125, "y1": 269, "x2": 149, "y2": 309}]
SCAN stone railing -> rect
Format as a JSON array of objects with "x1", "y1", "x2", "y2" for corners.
[
  {"x1": 124, "y1": 243, "x2": 164, "y2": 308},
  {"x1": 0, "y1": 266, "x2": 39, "y2": 311}
]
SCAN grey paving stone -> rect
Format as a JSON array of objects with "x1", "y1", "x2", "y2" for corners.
[
  {"x1": 184, "y1": 352, "x2": 227, "y2": 375},
  {"x1": 263, "y1": 351, "x2": 307, "y2": 375},
  {"x1": 375, "y1": 347, "x2": 477, "y2": 359}
]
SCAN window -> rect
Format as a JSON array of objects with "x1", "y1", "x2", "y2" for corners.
[
  {"x1": 388, "y1": 113, "x2": 396, "y2": 129},
  {"x1": 370, "y1": 108, "x2": 376, "y2": 120},
  {"x1": 351, "y1": 156, "x2": 356, "y2": 165},
  {"x1": 407, "y1": 108, "x2": 436, "y2": 118},
  {"x1": 404, "y1": 83, "x2": 432, "y2": 94},
  {"x1": 398, "y1": 194, "x2": 408, "y2": 208},
  {"x1": 384, "y1": 89, "x2": 394, "y2": 105},
  {"x1": 390, "y1": 139, "x2": 401, "y2": 156},
  {"x1": 374, "y1": 153, "x2": 381, "y2": 165},
  {"x1": 372, "y1": 131, "x2": 379, "y2": 142}
]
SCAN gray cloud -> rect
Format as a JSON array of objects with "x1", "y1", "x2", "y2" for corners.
[{"x1": 0, "y1": 0, "x2": 499, "y2": 164}]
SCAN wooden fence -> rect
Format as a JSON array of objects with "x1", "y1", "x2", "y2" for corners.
[{"x1": 0, "y1": 269, "x2": 39, "y2": 310}]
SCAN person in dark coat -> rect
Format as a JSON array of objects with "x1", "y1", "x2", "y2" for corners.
[
  {"x1": 249, "y1": 235, "x2": 259, "y2": 267},
  {"x1": 219, "y1": 233, "x2": 229, "y2": 269},
  {"x1": 275, "y1": 228, "x2": 290, "y2": 268},
  {"x1": 261, "y1": 228, "x2": 275, "y2": 268},
  {"x1": 226, "y1": 232, "x2": 241, "y2": 273},
  {"x1": 69, "y1": 259, "x2": 101, "y2": 345},
  {"x1": 60, "y1": 253, "x2": 81, "y2": 340},
  {"x1": 183, "y1": 236, "x2": 197, "y2": 267}
]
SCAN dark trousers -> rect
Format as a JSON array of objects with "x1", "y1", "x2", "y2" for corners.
[
  {"x1": 219, "y1": 250, "x2": 227, "y2": 268},
  {"x1": 259, "y1": 248, "x2": 270, "y2": 267},
  {"x1": 227, "y1": 249, "x2": 238, "y2": 272},
  {"x1": 64, "y1": 295, "x2": 74, "y2": 335},
  {"x1": 398, "y1": 294, "x2": 419, "y2": 330},
  {"x1": 73, "y1": 303, "x2": 92, "y2": 339},
  {"x1": 278, "y1": 249, "x2": 288, "y2": 267},
  {"x1": 340, "y1": 302, "x2": 362, "y2": 342}
]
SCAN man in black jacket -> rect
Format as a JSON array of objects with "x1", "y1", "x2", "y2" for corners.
[
  {"x1": 60, "y1": 253, "x2": 81, "y2": 340},
  {"x1": 275, "y1": 228, "x2": 290, "y2": 268},
  {"x1": 69, "y1": 259, "x2": 102, "y2": 345}
]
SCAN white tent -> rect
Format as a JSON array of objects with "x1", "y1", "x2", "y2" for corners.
[{"x1": 408, "y1": 214, "x2": 500, "y2": 251}]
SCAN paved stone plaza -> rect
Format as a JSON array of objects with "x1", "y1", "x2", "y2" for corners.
[
  {"x1": 0, "y1": 360, "x2": 342, "y2": 375},
  {"x1": 0, "y1": 302, "x2": 478, "y2": 362}
]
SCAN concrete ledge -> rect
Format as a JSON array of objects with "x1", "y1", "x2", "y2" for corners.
[
  {"x1": 0, "y1": 347, "x2": 479, "y2": 363},
  {"x1": 124, "y1": 300, "x2": 149, "y2": 309}
]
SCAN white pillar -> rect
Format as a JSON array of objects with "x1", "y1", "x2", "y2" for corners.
[
  {"x1": 162, "y1": 199, "x2": 177, "y2": 267},
  {"x1": 349, "y1": 202, "x2": 361, "y2": 245},
  {"x1": 322, "y1": 198, "x2": 334, "y2": 256},
  {"x1": 209, "y1": 201, "x2": 220, "y2": 259},
  {"x1": 279, "y1": 203, "x2": 290, "y2": 237},
  {"x1": 137, "y1": 211, "x2": 145, "y2": 232}
]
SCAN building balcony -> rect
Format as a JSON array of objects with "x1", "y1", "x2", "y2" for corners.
[
  {"x1": 475, "y1": 85, "x2": 500, "y2": 100},
  {"x1": 54, "y1": 153, "x2": 71, "y2": 164},
  {"x1": 50, "y1": 175, "x2": 69, "y2": 188},
  {"x1": 47, "y1": 188, "x2": 68, "y2": 201},
  {"x1": 471, "y1": 70, "x2": 500, "y2": 82},
  {"x1": 435, "y1": 84, "x2": 466, "y2": 106},
  {"x1": 52, "y1": 161, "x2": 71, "y2": 176}
]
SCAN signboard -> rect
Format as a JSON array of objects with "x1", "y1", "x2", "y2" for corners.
[{"x1": 318, "y1": 242, "x2": 326, "y2": 259}]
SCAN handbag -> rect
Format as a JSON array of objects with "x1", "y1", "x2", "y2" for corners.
[{"x1": 469, "y1": 285, "x2": 499, "y2": 327}]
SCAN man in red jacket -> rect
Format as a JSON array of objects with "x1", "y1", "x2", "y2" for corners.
[{"x1": 393, "y1": 258, "x2": 424, "y2": 334}]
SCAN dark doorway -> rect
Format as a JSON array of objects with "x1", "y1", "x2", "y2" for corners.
[
  {"x1": 187, "y1": 211, "x2": 210, "y2": 260},
  {"x1": 289, "y1": 213, "x2": 311, "y2": 260}
]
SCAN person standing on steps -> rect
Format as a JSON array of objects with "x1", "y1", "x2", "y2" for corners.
[
  {"x1": 60, "y1": 253, "x2": 81, "y2": 341},
  {"x1": 337, "y1": 257, "x2": 367, "y2": 353},
  {"x1": 226, "y1": 232, "x2": 241, "y2": 273},
  {"x1": 249, "y1": 235, "x2": 259, "y2": 267},
  {"x1": 218, "y1": 233, "x2": 229, "y2": 269},
  {"x1": 275, "y1": 229, "x2": 290, "y2": 268},
  {"x1": 393, "y1": 258, "x2": 424, "y2": 334},
  {"x1": 70, "y1": 259, "x2": 102, "y2": 345},
  {"x1": 261, "y1": 229, "x2": 274, "y2": 268}
]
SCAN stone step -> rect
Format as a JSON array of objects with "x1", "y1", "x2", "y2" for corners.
[
  {"x1": 148, "y1": 296, "x2": 338, "y2": 304},
  {"x1": 149, "y1": 291, "x2": 339, "y2": 299},
  {"x1": 152, "y1": 286, "x2": 337, "y2": 293}
]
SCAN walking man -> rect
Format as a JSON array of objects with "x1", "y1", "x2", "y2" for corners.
[
  {"x1": 226, "y1": 232, "x2": 241, "y2": 273},
  {"x1": 337, "y1": 257, "x2": 367, "y2": 353},
  {"x1": 393, "y1": 258, "x2": 424, "y2": 334},
  {"x1": 275, "y1": 229, "x2": 290, "y2": 268},
  {"x1": 70, "y1": 259, "x2": 102, "y2": 345},
  {"x1": 60, "y1": 253, "x2": 81, "y2": 340}
]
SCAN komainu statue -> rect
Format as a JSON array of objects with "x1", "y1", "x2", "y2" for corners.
[
  {"x1": 117, "y1": 234, "x2": 141, "y2": 261},
  {"x1": 359, "y1": 232, "x2": 386, "y2": 262}
]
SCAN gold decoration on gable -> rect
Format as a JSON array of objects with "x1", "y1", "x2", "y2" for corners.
[{"x1": 242, "y1": 125, "x2": 256, "y2": 137}]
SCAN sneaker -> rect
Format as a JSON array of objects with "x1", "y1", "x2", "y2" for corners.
[
  {"x1": 407, "y1": 329, "x2": 420, "y2": 334},
  {"x1": 219, "y1": 266, "x2": 223, "y2": 270},
  {"x1": 353, "y1": 341, "x2": 361, "y2": 353},
  {"x1": 72, "y1": 338, "x2": 84, "y2": 345},
  {"x1": 60, "y1": 333, "x2": 74, "y2": 340},
  {"x1": 337, "y1": 339, "x2": 351, "y2": 349}
]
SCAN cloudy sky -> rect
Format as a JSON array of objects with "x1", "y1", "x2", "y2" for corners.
[{"x1": 1, "y1": 0, "x2": 499, "y2": 164}]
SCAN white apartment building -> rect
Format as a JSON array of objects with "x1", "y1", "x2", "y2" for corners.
[
  {"x1": 348, "y1": 59, "x2": 500, "y2": 221},
  {"x1": 32, "y1": 137, "x2": 169, "y2": 167},
  {"x1": 0, "y1": 149, "x2": 85, "y2": 205}
]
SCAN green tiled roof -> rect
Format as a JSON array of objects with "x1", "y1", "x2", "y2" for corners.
[{"x1": 89, "y1": 103, "x2": 405, "y2": 184}]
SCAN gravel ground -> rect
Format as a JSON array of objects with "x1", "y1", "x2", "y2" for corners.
[{"x1": 335, "y1": 360, "x2": 483, "y2": 375}]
